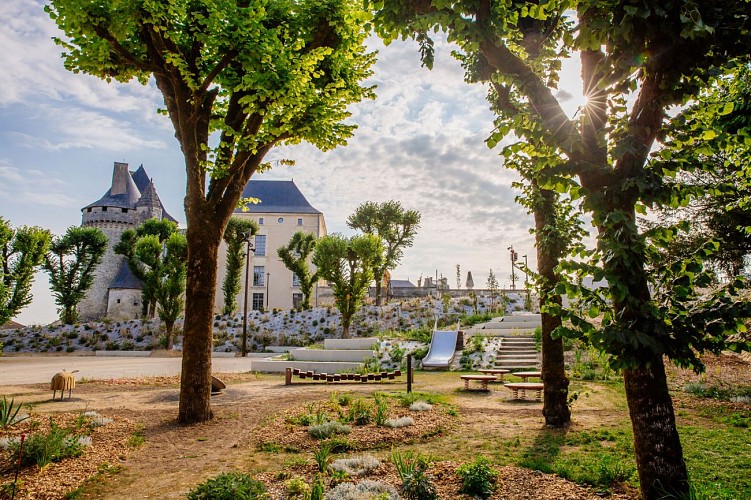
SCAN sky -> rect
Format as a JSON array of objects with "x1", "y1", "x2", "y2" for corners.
[{"x1": 1, "y1": 0, "x2": 585, "y2": 325}]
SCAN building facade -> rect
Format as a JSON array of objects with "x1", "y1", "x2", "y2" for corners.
[
  {"x1": 214, "y1": 180, "x2": 327, "y2": 312},
  {"x1": 78, "y1": 162, "x2": 177, "y2": 320}
]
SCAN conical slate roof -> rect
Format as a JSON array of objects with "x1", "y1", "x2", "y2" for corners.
[
  {"x1": 236, "y1": 180, "x2": 321, "y2": 214},
  {"x1": 131, "y1": 165, "x2": 178, "y2": 223},
  {"x1": 84, "y1": 162, "x2": 141, "y2": 210},
  {"x1": 135, "y1": 181, "x2": 161, "y2": 209},
  {"x1": 110, "y1": 260, "x2": 143, "y2": 290}
]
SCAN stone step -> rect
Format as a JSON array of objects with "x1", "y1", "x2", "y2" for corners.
[
  {"x1": 497, "y1": 350, "x2": 538, "y2": 356},
  {"x1": 495, "y1": 364, "x2": 540, "y2": 370}
]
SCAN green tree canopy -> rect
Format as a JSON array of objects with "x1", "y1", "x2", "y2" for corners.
[
  {"x1": 346, "y1": 201, "x2": 420, "y2": 305},
  {"x1": 221, "y1": 217, "x2": 259, "y2": 316},
  {"x1": 154, "y1": 232, "x2": 188, "y2": 350},
  {"x1": 115, "y1": 219, "x2": 179, "y2": 318},
  {"x1": 0, "y1": 217, "x2": 51, "y2": 326},
  {"x1": 277, "y1": 231, "x2": 318, "y2": 310},
  {"x1": 43, "y1": 226, "x2": 108, "y2": 324},
  {"x1": 371, "y1": 0, "x2": 751, "y2": 496},
  {"x1": 313, "y1": 233, "x2": 384, "y2": 338},
  {"x1": 47, "y1": 0, "x2": 376, "y2": 423}
]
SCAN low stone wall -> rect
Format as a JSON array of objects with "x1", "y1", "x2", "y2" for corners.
[
  {"x1": 289, "y1": 348, "x2": 374, "y2": 362},
  {"x1": 324, "y1": 337, "x2": 379, "y2": 350}
]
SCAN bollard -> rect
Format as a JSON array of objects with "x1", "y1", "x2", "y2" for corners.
[{"x1": 407, "y1": 354, "x2": 413, "y2": 393}]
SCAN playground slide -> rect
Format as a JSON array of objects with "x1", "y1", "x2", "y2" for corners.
[{"x1": 421, "y1": 329, "x2": 459, "y2": 369}]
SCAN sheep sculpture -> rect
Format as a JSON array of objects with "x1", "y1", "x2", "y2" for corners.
[{"x1": 51, "y1": 370, "x2": 79, "y2": 400}]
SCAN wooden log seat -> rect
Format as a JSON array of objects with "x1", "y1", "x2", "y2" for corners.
[
  {"x1": 460, "y1": 374, "x2": 497, "y2": 391},
  {"x1": 504, "y1": 382, "x2": 544, "y2": 400}
]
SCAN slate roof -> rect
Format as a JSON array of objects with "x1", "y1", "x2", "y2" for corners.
[
  {"x1": 236, "y1": 180, "x2": 321, "y2": 214},
  {"x1": 84, "y1": 172, "x2": 141, "y2": 210},
  {"x1": 131, "y1": 165, "x2": 178, "y2": 223},
  {"x1": 110, "y1": 260, "x2": 143, "y2": 290},
  {"x1": 390, "y1": 279, "x2": 416, "y2": 288}
]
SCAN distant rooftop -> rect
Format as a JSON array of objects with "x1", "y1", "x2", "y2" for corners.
[
  {"x1": 110, "y1": 260, "x2": 143, "y2": 290},
  {"x1": 390, "y1": 279, "x2": 416, "y2": 288},
  {"x1": 236, "y1": 180, "x2": 321, "y2": 215}
]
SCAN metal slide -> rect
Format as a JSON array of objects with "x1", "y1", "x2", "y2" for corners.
[{"x1": 421, "y1": 321, "x2": 460, "y2": 369}]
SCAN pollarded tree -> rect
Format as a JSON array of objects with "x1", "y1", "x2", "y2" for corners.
[
  {"x1": 346, "y1": 201, "x2": 420, "y2": 305},
  {"x1": 43, "y1": 226, "x2": 108, "y2": 324},
  {"x1": 372, "y1": 1, "x2": 751, "y2": 496},
  {"x1": 155, "y1": 233, "x2": 188, "y2": 350},
  {"x1": 486, "y1": 268, "x2": 499, "y2": 312},
  {"x1": 277, "y1": 231, "x2": 318, "y2": 310},
  {"x1": 48, "y1": 0, "x2": 376, "y2": 424},
  {"x1": 221, "y1": 218, "x2": 259, "y2": 316},
  {"x1": 0, "y1": 217, "x2": 51, "y2": 326},
  {"x1": 115, "y1": 219, "x2": 179, "y2": 318},
  {"x1": 312, "y1": 233, "x2": 384, "y2": 338}
]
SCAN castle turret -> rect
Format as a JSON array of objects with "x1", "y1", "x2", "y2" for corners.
[{"x1": 135, "y1": 181, "x2": 163, "y2": 222}]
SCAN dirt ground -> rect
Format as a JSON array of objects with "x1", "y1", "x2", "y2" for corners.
[{"x1": 1, "y1": 353, "x2": 748, "y2": 499}]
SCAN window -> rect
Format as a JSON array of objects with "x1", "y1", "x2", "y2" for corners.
[
  {"x1": 259, "y1": 217, "x2": 264, "y2": 225},
  {"x1": 116, "y1": 299, "x2": 121, "y2": 304},
  {"x1": 87, "y1": 208, "x2": 92, "y2": 213},
  {"x1": 254, "y1": 235, "x2": 266, "y2": 256},
  {"x1": 277, "y1": 217, "x2": 284, "y2": 223},
  {"x1": 102, "y1": 206, "x2": 108, "y2": 212},
  {"x1": 122, "y1": 208, "x2": 129, "y2": 213},
  {"x1": 253, "y1": 266, "x2": 265, "y2": 286},
  {"x1": 297, "y1": 218, "x2": 303, "y2": 226},
  {"x1": 292, "y1": 274, "x2": 300, "y2": 287},
  {"x1": 292, "y1": 293, "x2": 303, "y2": 308},
  {"x1": 252, "y1": 293, "x2": 264, "y2": 311}
]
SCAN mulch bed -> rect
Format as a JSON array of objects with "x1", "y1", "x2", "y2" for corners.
[
  {"x1": 0, "y1": 413, "x2": 134, "y2": 499},
  {"x1": 256, "y1": 399, "x2": 455, "y2": 453}
]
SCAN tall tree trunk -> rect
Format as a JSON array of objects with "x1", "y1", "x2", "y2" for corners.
[
  {"x1": 534, "y1": 188, "x2": 570, "y2": 427},
  {"x1": 165, "y1": 319, "x2": 175, "y2": 351},
  {"x1": 178, "y1": 220, "x2": 222, "y2": 424},
  {"x1": 374, "y1": 279, "x2": 382, "y2": 306},
  {"x1": 341, "y1": 314, "x2": 351, "y2": 339},
  {"x1": 624, "y1": 356, "x2": 687, "y2": 498}
]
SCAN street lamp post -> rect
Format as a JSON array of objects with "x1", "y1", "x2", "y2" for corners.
[
  {"x1": 508, "y1": 246, "x2": 518, "y2": 289},
  {"x1": 241, "y1": 233, "x2": 254, "y2": 357}
]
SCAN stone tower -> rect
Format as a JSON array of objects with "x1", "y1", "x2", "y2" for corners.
[{"x1": 78, "y1": 162, "x2": 177, "y2": 320}]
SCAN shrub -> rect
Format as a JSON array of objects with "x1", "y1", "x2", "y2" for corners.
[
  {"x1": 330, "y1": 455, "x2": 381, "y2": 477},
  {"x1": 401, "y1": 467, "x2": 438, "y2": 500},
  {"x1": 409, "y1": 401, "x2": 432, "y2": 412},
  {"x1": 411, "y1": 346, "x2": 428, "y2": 360},
  {"x1": 374, "y1": 394, "x2": 389, "y2": 426},
  {"x1": 457, "y1": 455, "x2": 497, "y2": 498},
  {"x1": 187, "y1": 472, "x2": 268, "y2": 500},
  {"x1": 313, "y1": 443, "x2": 331, "y2": 473},
  {"x1": 309, "y1": 422, "x2": 351, "y2": 439},
  {"x1": 284, "y1": 477, "x2": 310, "y2": 499},
  {"x1": 310, "y1": 474, "x2": 325, "y2": 500},
  {"x1": 9, "y1": 422, "x2": 84, "y2": 467},
  {"x1": 385, "y1": 417, "x2": 414, "y2": 428},
  {"x1": 327, "y1": 480, "x2": 399, "y2": 500},
  {"x1": 347, "y1": 399, "x2": 373, "y2": 426},
  {"x1": 0, "y1": 397, "x2": 29, "y2": 429}
]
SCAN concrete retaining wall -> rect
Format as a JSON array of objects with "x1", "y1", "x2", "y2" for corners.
[
  {"x1": 95, "y1": 351, "x2": 151, "y2": 357},
  {"x1": 290, "y1": 348, "x2": 374, "y2": 362},
  {"x1": 324, "y1": 338, "x2": 379, "y2": 350},
  {"x1": 251, "y1": 359, "x2": 362, "y2": 373}
]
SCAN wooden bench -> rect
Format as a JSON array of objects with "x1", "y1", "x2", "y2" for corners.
[
  {"x1": 477, "y1": 369, "x2": 510, "y2": 382},
  {"x1": 504, "y1": 382, "x2": 544, "y2": 400},
  {"x1": 460, "y1": 375, "x2": 497, "y2": 391},
  {"x1": 512, "y1": 371, "x2": 541, "y2": 381},
  {"x1": 286, "y1": 367, "x2": 402, "y2": 385}
]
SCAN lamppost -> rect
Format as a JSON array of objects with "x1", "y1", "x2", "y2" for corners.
[
  {"x1": 522, "y1": 254, "x2": 530, "y2": 306},
  {"x1": 508, "y1": 246, "x2": 518, "y2": 289},
  {"x1": 240, "y1": 232, "x2": 254, "y2": 357},
  {"x1": 265, "y1": 272, "x2": 270, "y2": 310}
]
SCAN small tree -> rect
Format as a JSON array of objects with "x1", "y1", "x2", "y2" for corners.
[
  {"x1": 0, "y1": 217, "x2": 51, "y2": 325},
  {"x1": 486, "y1": 269, "x2": 499, "y2": 312},
  {"x1": 312, "y1": 233, "x2": 384, "y2": 338},
  {"x1": 346, "y1": 201, "x2": 420, "y2": 305},
  {"x1": 221, "y1": 218, "x2": 258, "y2": 316},
  {"x1": 155, "y1": 233, "x2": 188, "y2": 350},
  {"x1": 115, "y1": 219, "x2": 179, "y2": 318},
  {"x1": 277, "y1": 231, "x2": 318, "y2": 309},
  {"x1": 44, "y1": 226, "x2": 108, "y2": 324},
  {"x1": 455, "y1": 264, "x2": 461, "y2": 290}
]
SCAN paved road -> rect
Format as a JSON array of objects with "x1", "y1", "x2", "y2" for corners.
[{"x1": 0, "y1": 355, "x2": 256, "y2": 385}]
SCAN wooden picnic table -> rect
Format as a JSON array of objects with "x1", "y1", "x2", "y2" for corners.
[
  {"x1": 503, "y1": 382, "x2": 544, "y2": 401},
  {"x1": 460, "y1": 374, "x2": 497, "y2": 391},
  {"x1": 477, "y1": 369, "x2": 510, "y2": 382},
  {"x1": 513, "y1": 370, "x2": 542, "y2": 381}
]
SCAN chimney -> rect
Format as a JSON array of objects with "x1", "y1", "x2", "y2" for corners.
[{"x1": 111, "y1": 162, "x2": 130, "y2": 195}]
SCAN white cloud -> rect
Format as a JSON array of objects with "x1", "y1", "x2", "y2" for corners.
[{"x1": 0, "y1": 160, "x2": 79, "y2": 209}]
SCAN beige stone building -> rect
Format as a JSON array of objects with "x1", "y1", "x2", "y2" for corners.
[{"x1": 214, "y1": 179, "x2": 327, "y2": 312}]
